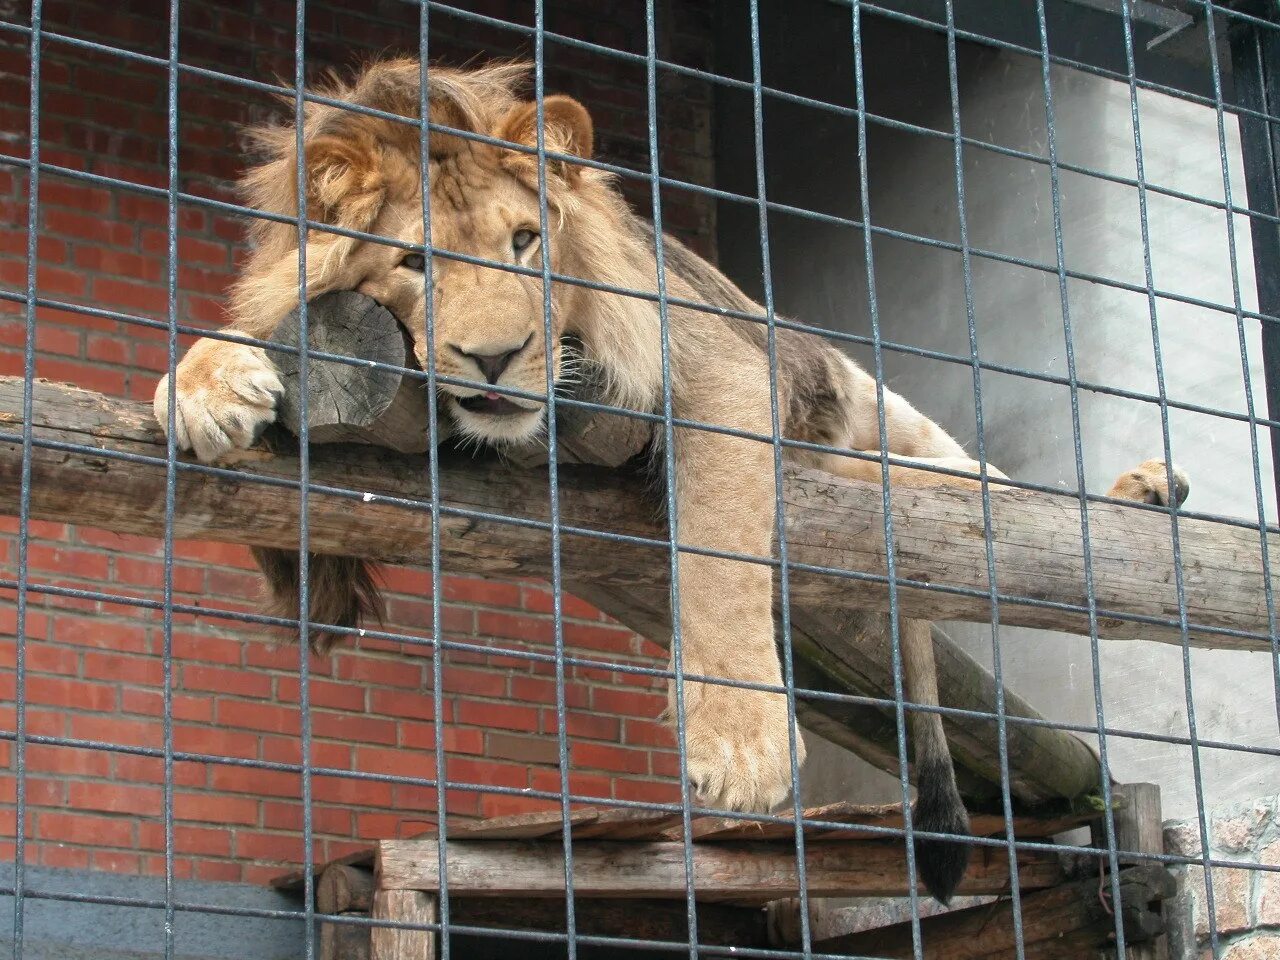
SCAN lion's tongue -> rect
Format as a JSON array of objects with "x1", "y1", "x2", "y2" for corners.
[{"x1": 485, "y1": 391, "x2": 499, "y2": 400}]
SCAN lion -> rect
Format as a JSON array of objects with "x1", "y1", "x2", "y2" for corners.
[{"x1": 154, "y1": 59, "x2": 1189, "y2": 903}]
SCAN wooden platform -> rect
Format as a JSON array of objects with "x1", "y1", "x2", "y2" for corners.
[{"x1": 270, "y1": 796, "x2": 1176, "y2": 959}]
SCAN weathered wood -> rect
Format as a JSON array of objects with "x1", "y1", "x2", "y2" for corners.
[
  {"x1": 370, "y1": 889, "x2": 436, "y2": 960},
  {"x1": 271, "y1": 291, "x2": 433, "y2": 453},
  {"x1": 375, "y1": 839, "x2": 1064, "y2": 900},
  {"x1": 320, "y1": 862, "x2": 376, "y2": 914},
  {"x1": 811, "y1": 864, "x2": 1174, "y2": 959},
  {"x1": 6, "y1": 378, "x2": 1268, "y2": 654},
  {"x1": 320, "y1": 914, "x2": 372, "y2": 960},
  {"x1": 1105, "y1": 783, "x2": 1167, "y2": 960}
]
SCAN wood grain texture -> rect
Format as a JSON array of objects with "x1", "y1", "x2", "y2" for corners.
[
  {"x1": 811, "y1": 864, "x2": 1173, "y2": 959},
  {"x1": 375, "y1": 838, "x2": 1065, "y2": 900},
  {"x1": 370, "y1": 889, "x2": 436, "y2": 960}
]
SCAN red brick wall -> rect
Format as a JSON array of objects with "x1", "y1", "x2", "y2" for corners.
[{"x1": 0, "y1": 0, "x2": 714, "y2": 885}]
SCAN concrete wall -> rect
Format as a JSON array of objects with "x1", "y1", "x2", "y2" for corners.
[{"x1": 717, "y1": 3, "x2": 1279, "y2": 819}]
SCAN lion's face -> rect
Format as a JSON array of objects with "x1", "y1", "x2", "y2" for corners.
[
  {"x1": 353, "y1": 165, "x2": 568, "y2": 447},
  {"x1": 238, "y1": 65, "x2": 596, "y2": 449}
]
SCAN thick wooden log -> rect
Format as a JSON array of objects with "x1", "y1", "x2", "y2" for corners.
[
  {"x1": 811, "y1": 864, "x2": 1174, "y2": 959},
  {"x1": 375, "y1": 838, "x2": 1064, "y2": 900},
  {"x1": 4, "y1": 378, "x2": 1268, "y2": 653}
]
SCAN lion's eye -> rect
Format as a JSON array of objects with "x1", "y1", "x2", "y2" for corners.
[
  {"x1": 512, "y1": 229, "x2": 539, "y2": 254},
  {"x1": 401, "y1": 253, "x2": 426, "y2": 271}
]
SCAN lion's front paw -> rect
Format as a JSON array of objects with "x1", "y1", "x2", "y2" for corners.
[
  {"x1": 153, "y1": 338, "x2": 283, "y2": 463},
  {"x1": 677, "y1": 683, "x2": 806, "y2": 813},
  {"x1": 1108, "y1": 458, "x2": 1190, "y2": 508}
]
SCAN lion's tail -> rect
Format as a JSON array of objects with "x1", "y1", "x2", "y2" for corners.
[
  {"x1": 902, "y1": 619, "x2": 970, "y2": 904},
  {"x1": 250, "y1": 547, "x2": 384, "y2": 654}
]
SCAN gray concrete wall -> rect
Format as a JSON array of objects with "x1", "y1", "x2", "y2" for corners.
[{"x1": 716, "y1": 5, "x2": 1279, "y2": 819}]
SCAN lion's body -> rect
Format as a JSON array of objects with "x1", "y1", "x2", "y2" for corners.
[{"x1": 154, "y1": 59, "x2": 1188, "y2": 904}]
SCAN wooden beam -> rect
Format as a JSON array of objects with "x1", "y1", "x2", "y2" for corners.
[
  {"x1": 810, "y1": 864, "x2": 1173, "y2": 959},
  {"x1": 5, "y1": 378, "x2": 1268, "y2": 651},
  {"x1": 370, "y1": 889, "x2": 436, "y2": 960},
  {"x1": 375, "y1": 839, "x2": 1064, "y2": 900}
]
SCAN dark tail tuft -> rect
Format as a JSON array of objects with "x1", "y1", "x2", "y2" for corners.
[
  {"x1": 250, "y1": 547, "x2": 385, "y2": 654},
  {"x1": 912, "y1": 753, "x2": 971, "y2": 905}
]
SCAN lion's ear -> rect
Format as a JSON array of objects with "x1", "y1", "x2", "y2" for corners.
[
  {"x1": 495, "y1": 95, "x2": 594, "y2": 183},
  {"x1": 304, "y1": 131, "x2": 388, "y2": 231}
]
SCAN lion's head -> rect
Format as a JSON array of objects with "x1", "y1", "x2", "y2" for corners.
[{"x1": 234, "y1": 60, "x2": 607, "y2": 446}]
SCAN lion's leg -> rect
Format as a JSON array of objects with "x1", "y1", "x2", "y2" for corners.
[
  {"x1": 153, "y1": 237, "x2": 361, "y2": 462},
  {"x1": 667, "y1": 368, "x2": 803, "y2": 814}
]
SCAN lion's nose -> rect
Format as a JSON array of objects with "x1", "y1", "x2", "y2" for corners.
[{"x1": 454, "y1": 334, "x2": 531, "y2": 384}]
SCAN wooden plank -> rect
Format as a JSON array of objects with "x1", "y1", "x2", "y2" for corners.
[
  {"x1": 370, "y1": 889, "x2": 436, "y2": 960},
  {"x1": 687, "y1": 801, "x2": 1098, "y2": 843},
  {"x1": 376, "y1": 839, "x2": 1064, "y2": 900},
  {"x1": 1108, "y1": 783, "x2": 1167, "y2": 960},
  {"x1": 811, "y1": 864, "x2": 1173, "y2": 959},
  {"x1": 446, "y1": 808, "x2": 598, "y2": 840},
  {"x1": 567, "y1": 808, "x2": 688, "y2": 840}
]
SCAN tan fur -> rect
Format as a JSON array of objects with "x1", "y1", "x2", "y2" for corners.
[{"x1": 154, "y1": 60, "x2": 1189, "y2": 821}]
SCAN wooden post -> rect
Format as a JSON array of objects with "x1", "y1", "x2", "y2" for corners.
[
  {"x1": 1105, "y1": 783, "x2": 1167, "y2": 960},
  {"x1": 370, "y1": 889, "x2": 437, "y2": 960}
]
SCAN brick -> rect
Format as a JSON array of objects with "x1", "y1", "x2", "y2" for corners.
[
  {"x1": 486, "y1": 732, "x2": 560, "y2": 765},
  {"x1": 544, "y1": 710, "x2": 620, "y2": 742},
  {"x1": 52, "y1": 616, "x2": 147, "y2": 652},
  {"x1": 312, "y1": 772, "x2": 394, "y2": 808},
  {"x1": 216, "y1": 700, "x2": 300, "y2": 736},
  {"x1": 591, "y1": 687, "x2": 667, "y2": 718},
  {"x1": 171, "y1": 724, "x2": 259, "y2": 761},
  {"x1": 27, "y1": 544, "x2": 109, "y2": 581},
  {"x1": 91, "y1": 850, "x2": 142, "y2": 874},
  {"x1": 571, "y1": 743, "x2": 650, "y2": 775},
  {"x1": 622, "y1": 717, "x2": 674, "y2": 748},
  {"x1": 528, "y1": 769, "x2": 612, "y2": 801},
  {"x1": 441, "y1": 667, "x2": 507, "y2": 698},
  {"x1": 260, "y1": 736, "x2": 351, "y2": 770},
  {"x1": 183, "y1": 664, "x2": 272, "y2": 699},
  {"x1": 334, "y1": 654, "x2": 423, "y2": 688},
  {"x1": 173, "y1": 791, "x2": 258, "y2": 825},
  {"x1": 477, "y1": 611, "x2": 555, "y2": 645},
  {"x1": 275, "y1": 676, "x2": 366, "y2": 712},
  {"x1": 113, "y1": 755, "x2": 205, "y2": 788},
  {"x1": 454, "y1": 700, "x2": 539, "y2": 733},
  {"x1": 209, "y1": 765, "x2": 301, "y2": 799},
  {"x1": 563, "y1": 623, "x2": 636, "y2": 655},
  {"x1": 26, "y1": 744, "x2": 111, "y2": 778},
  {"x1": 442, "y1": 577, "x2": 521, "y2": 607},
  {"x1": 369, "y1": 689, "x2": 437, "y2": 722},
  {"x1": 445, "y1": 757, "x2": 529, "y2": 791},
  {"x1": 510, "y1": 676, "x2": 590, "y2": 709},
  {"x1": 521, "y1": 587, "x2": 602, "y2": 620},
  {"x1": 67, "y1": 782, "x2": 162, "y2": 817},
  {"x1": 42, "y1": 208, "x2": 134, "y2": 246},
  {"x1": 612, "y1": 778, "x2": 680, "y2": 805},
  {"x1": 83, "y1": 650, "x2": 164, "y2": 686},
  {"x1": 1222, "y1": 937, "x2": 1280, "y2": 960},
  {"x1": 1259, "y1": 840, "x2": 1280, "y2": 926},
  {"x1": 93, "y1": 276, "x2": 169, "y2": 315},
  {"x1": 311, "y1": 711, "x2": 398, "y2": 745},
  {"x1": 398, "y1": 722, "x2": 485, "y2": 755},
  {"x1": 69, "y1": 715, "x2": 163, "y2": 750},
  {"x1": 28, "y1": 676, "x2": 117, "y2": 712},
  {"x1": 38, "y1": 811, "x2": 134, "y2": 848}
]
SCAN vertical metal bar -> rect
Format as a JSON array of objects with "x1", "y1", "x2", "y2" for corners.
[
  {"x1": 290, "y1": 2, "x2": 316, "y2": 957},
  {"x1": 1226, "y1": 3, "x2": 1280, "y2": 717},
  {"x1": 529, "y1": 6, "x2": 580, "y2": 956},
  {"x1": 162, "y1": 0, "x2": 181, "y2": 955},
  {"x1": 13, "y1": 2, "x2": 41, "y2": 957},
  {"x1": 939, "y1": 2, "x2": 1027, "y2": 955},
  {"x1": 846, "y1": 4, "x2": 926, "y2": 955},
  {"x1": 638, "y1": 6, "x2": 702, "y2": 956},
  {"x1": 1117, "y1": 1, "x2": 1219, "y2": 956},
  {"x1": 743, "y1": 2, "x2": 813, "y2": 955},
  {"x1": 1029, "y1": 4, "x2": 1131, "y2": 956},
  {"x1": 416, "y1": 15, "x2": 453, "y2": 960}
]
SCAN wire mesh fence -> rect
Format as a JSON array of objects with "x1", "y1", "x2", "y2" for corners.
[{"x1": 1, "y1": 0, "x2": 1279, "y2": 959}]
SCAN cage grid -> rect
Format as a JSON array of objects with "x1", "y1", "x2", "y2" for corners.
[{"x1": 0, "y1": 0, "x2": 1278, "y2": 959}]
